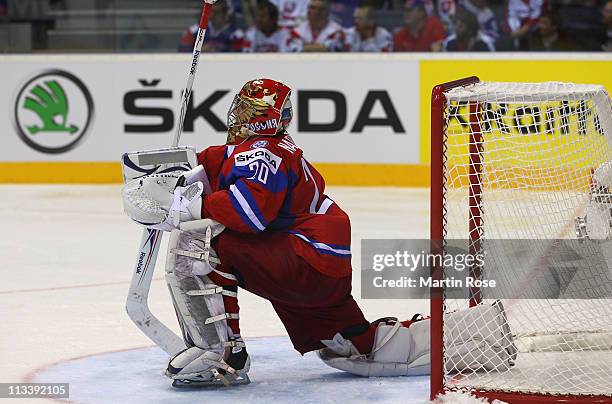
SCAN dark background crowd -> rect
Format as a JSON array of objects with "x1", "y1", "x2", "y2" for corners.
[
  {"x1": 1, "y1": 0, "x2": 610, "y2": 52},
  {"x1": 179, "y1": 0, "x2": 612, "y2": 52}
]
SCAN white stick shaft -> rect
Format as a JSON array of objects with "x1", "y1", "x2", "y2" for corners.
[
  {"x1": 172, "y1": 4, "x2": 212, "y2": 147},
  {"x1": 126, "y1": 229, "x2": 185, "y2": 355},
  {"x1": 126, "y1": 2, "x2": 213, "y2": 356}
]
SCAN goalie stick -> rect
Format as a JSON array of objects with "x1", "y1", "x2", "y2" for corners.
[{"x1": 125, "y1": 0, "x2": 215, "y2": 356}]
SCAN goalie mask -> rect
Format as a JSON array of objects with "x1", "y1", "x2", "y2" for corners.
[{"x1": 226, "y1": 78, "x2": 293, "y2": 144}]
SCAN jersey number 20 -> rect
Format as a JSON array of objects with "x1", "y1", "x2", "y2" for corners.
[{"x1": 248, "y1": 161, "x2": 269, "y2": 184}]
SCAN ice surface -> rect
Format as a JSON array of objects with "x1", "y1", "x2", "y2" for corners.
[
  {"x1": 35, "y1": 336, "x2": 429, "y2": 404},
  {"x1": 0, "y1": 185, "x2": 431, "y2": 403},
  {"x1": 432, "y1": 391, "x2": 504, "y2": 404},
  {"x1": 451, "y1": 350, "x2": 612, "y2": 396}
]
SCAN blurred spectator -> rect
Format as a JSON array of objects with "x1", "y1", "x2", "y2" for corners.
[
  {"x1": 270, "y1": 0, "x2": 309, "y2": 28},
  {"x1": 0, "y1": 0, "x2": 6, "y2": 15},
  {"x1": 423, "y1": 0, "x2": 435, "y2": 15},
  {"x1": 367, "y1": 0, "x2": 398, "y2": 9},
  {"x1": 442, "y1": 9, "x2": 495, "y2": 50},
  {"x1": 436, "y1": 0, "x2": 458, "y2": 32},
  {"x1": 529, "y1": 11, "x2": 575, "y2": 51},
  {"x1": 556, "y1": 0, "x2": 605, "y2": 51},
  {"x1": 295, "y1": 0, "x2": 345, "y2": 51},
  {"x1": 330, "y1": 0, "x2": 359, "y2": 27},
  {"x1": 221, "y1": 0, "x2": 250, "y2": 26},
  {"x1": 393, "y1": 0, "x2": 445, "y2": 51},
  {"x1": 243, "y1": 0, "x2": 302, "y2": 51},
  {"x1": 506, "y1": 0, "x2": 544, "y2": 50},
  {"x1": 604, "y1": 1, "x2": 612, "y2": 51},
  {"x1": 459, "y1": 0, "x2": 499, "y2": 41},
  {"x1": 179, "y1": 1, "x2": 244, "y2": 52},
  {"x1": 344, "y1": 4, "x2": 393, "y2": 51}
]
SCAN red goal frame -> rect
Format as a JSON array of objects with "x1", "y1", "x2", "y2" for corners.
[{"x1": 429, "y1": 77, "x2": 612, "y2": 403}]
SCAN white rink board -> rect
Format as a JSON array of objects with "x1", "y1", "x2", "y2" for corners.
[{"x1": 0, "y1": 54, "x2": 419, "y2": 164}]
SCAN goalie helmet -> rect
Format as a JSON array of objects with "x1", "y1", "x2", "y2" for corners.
[{"x1": 226, "y1": 78, "x2": 293, "y2": 144}]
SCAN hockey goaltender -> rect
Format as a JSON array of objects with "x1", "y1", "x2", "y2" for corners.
[{"x1": 122, "y1": 78, "x2": 516, "y2": 387}]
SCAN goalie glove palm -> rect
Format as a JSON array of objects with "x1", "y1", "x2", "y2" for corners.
[{"x1": 122, "y1": 173, "x2": 203, "y2": 231}]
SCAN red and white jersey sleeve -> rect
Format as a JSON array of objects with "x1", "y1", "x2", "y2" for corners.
[
  {"x1": 294, "y1": 20, "x2": 345, "y2": 51},
  {"x1": 198, "y1": 135, "x2": 352, "y2": 277},
  {"x1": 344, "y1": 26, "x2": 393, "y2": 52},
  {"x1": 436, "y1": 0, "x2": 457, "y2": 26},
  {"x1": 242, "y1": 27, "x2": 302, "y2": 52},
  {"x1": 507, "y1": 0, "x2": 544, "y2": 32},
  {"x1": 270, "y1": 0, "x2": 309, "y2": 28}
]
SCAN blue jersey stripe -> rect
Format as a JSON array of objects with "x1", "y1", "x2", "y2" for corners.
[
  {"x1": 228, "y1": 186, "x2": 265, "y2": 232},
  {"x1": 288, "y1": 231, "x2": 351, "y2": 257},
  {"x1": 234, "y1": 180, "x2": 268, "y2": 228}
]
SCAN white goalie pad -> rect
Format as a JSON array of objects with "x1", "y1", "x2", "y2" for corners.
[
  {"x1": 318, "y1": 301, "x2": 516, "y2": 377},
  {"x1": 164, "y1": 224, "x2": 250, "y2": 387},
  {"x1": 318, "y1": 321, "x2": 431, "y2": 377},
  {"x1": 165, "y1": 223, "x2": 235, "y2": 351},
  {"x1": 444, "y1": 300, "x2": 517, "y2": 373}
]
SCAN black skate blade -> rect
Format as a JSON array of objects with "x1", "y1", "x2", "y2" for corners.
[{"x1": 172, "y1": 374, "x2": 251, "y2": 388}]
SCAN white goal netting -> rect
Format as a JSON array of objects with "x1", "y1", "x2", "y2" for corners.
[{"x1": 440, "y1": 81, "x2": 612, "y2": 398}]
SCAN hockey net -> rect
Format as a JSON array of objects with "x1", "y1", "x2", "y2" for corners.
[{"x1": 430, "y1": 78, "x2": 612, "y2": 402}]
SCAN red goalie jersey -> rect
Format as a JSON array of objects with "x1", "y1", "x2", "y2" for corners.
[{"x1": 198, "y1": 135, "x2": 352, "y2": 278}]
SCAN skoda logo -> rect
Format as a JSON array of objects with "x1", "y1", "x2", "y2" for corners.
[{"x1": 13, "y1": 69, "x2": 94, "y2": 154}]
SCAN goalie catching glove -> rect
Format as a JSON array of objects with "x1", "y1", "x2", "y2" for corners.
[{"x1": 122, "y1": 166, "x2": 208, "y2": 231}]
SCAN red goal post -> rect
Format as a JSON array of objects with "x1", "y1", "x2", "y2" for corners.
[
  {"x1": 430, "y1": 76, "x2": 482, "y2": 401},
  {"x1": 429, "y1": 77, "x2": 612, "y2": 403}
]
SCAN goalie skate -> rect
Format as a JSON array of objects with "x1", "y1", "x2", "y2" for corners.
[
  {"x1": 167, "y1": 345, "x2": 251, "y2": 388},
  {"x1": 171, "y1": 371, "x2": 251, "y2": 388}
]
